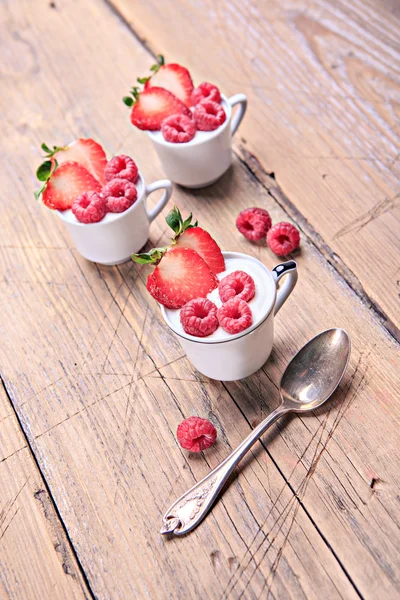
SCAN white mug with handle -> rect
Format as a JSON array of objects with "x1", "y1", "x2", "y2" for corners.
[
  {"x1": 148, "y1": 94, "x2": 247, "y2": 188},
  {"x1": 57, "y1": 173, "x2": 172, "y2": 265}
]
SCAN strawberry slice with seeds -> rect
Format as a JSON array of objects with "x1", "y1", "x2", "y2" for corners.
[
  {"x1": 146, "y1": 247, "x2": 218, "y2": 309},
  {"x1": 55, "y1": 138, "x2": 107, "y2": 185},
  {"x1": 145, "y1": 63, "x2": 194, "y2": 108},
  {"x1": 175, "y1": 227, "x2": 225, "y2": 274},
  {"x1": 130, "y1": 87, "x2": 191, "y2": 131},
  {"x1": 42, "y1": 161, "x2": 102, "y2": 211}
]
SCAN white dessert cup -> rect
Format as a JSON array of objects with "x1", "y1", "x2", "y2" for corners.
[
  {"x1": 148, "y1": 94, "x2": 247, "y2": 188},
  {"x1": 56, "y1": 173, "x2": 172, "y2": 266},
  {"x1": 160, "y1": 253, "x2": 298, "y2": 381}
]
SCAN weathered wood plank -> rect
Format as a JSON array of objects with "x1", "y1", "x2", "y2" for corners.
[
  {"x1": 1, "y1": 0, "x2": 399, "y2": 599},
  {"x1": 110, "y1": 0, "x2": 400, "y2": 337},
  {"x1": 0, "y1": 384, "x2": 90, "y2": 600}
]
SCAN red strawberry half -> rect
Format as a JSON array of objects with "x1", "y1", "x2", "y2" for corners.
[
  {"x1": 145, "y1": 63, "x2": 194, "y2": 108},
  {"x1": 42, "y1": 162, "x2": 102, "y2": 211},
  {"x1": 130, "y1": 87, "x2": 191, "y2": 131},
  {"x1": 55, "y1": 138, "x2": 107, "y2": 185},
  {"x1": 175, "y1": 227, "x2": 225, "y2": 274},
  {"x1": 146, "y1": 247, "x2": 218, "y2": 309}
]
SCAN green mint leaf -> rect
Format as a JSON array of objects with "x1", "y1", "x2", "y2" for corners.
[
  {"x1": 123, "y1": 96, "x2": 134, "y2": 107},
  {"x1": 36, "y1": 160, "x2": 53, "y2": 182}
]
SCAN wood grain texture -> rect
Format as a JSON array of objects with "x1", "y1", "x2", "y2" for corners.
[
  {"x1": 1, "y1": 0, "x2": 399, "y2": 599},
  {"x1": 0, "y1": 385, "x2": 90, "y2": 600},
  {"x1": 110, "y1": 0, "x2": 400, "y2": 338}
]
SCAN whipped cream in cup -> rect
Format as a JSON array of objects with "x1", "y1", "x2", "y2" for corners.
[
  {"x1": 160, "y1": 252, "x2": 298, "y2": 380},
  {"x1": 56, "y1": 173, "x2": 172, "y2": 266},
  {"x1": 148, "y1": 94, "x2": 247, "y2": 188}
]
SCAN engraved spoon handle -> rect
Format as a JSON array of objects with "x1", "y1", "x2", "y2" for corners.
[{"x1": 161, "y1": 405, "x2": 288, "y2": 535}]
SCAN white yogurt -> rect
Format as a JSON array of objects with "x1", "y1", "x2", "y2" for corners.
[
  {"x1": 148, "y1": 98, "x2": 229, "y2": 147},
  {"x1": 163, "y1": 252, "x2": 277, "y2": 342}
]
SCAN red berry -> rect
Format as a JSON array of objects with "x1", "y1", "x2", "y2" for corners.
[
  {"x1": 236, "y1": 207, "x2": 272, "y2": 241},
  {"x1": 42, "y1": 162, "x2": 102, "y2": 211},
  {"x1": 102, "y1": 178, "x2": 138, "y2": 213},
  {"x1": 131, "y1": 87, "x2": 191, "y2": 131},
  {"x1": 161, "y1": 114, "x2": 196, "y2": 143},
  {"x1": 72, "y1": 191, "x2": 107, "y2": 224},
  {"x1": 175, "y1": 226, "x2": 225, "y2": 274},
  {"x1": 55, "y1": 138, "x2": 107, "y2": 185},
  {"x1": 191, "y1": 82, "x2": 221, "y2": 106},
  {"x1": 176, "y1": 416, "x2": 217, "y2": 452},
  {"x1": 193, "y1": 100, "x2": 226, "y2": 131},
  {"x1": 219, "y1": 271, "x2": 255, "y2": 303},
  {"x1": 105, "y1": 155, "x2": 138, "y2": 183},
  {"x1": 217, "y1": 297, "x2": 252, "y2": 335},
  {"x1": 180, "y1": 298, "x2": 219, "y2": 337},
  {"x1": 145, "y1": 63, "x2": 194, "y2": 108},
  {"x1": 267, "y1": 222, "x2": 300, "y2": 256}
]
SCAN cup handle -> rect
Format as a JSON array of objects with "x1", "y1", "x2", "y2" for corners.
[
  {"x1": 272, "y1": 260, "x2": 298, "y2": 315},
  {"x1": 228, "y1": 94, "x2": 248, "y2": 136},
  {"x1": 145, "y1": 180, "x2": 173, "y2": 222}
]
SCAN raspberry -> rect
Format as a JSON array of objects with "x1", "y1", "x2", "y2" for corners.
[
  {"x1": 102, "y1": 178, "x2": 138, "y2": 213},
  {"x1": 161, "y1": 114, "x2": 196, "y2": 143},
  {"x1": 176, "y1": 416, "x2": 217, "y2": 452},
  {"x1": 236, "y1": 207, "x2": 272, "y2": 241},
  {"x1": 193, "y1": 100, "x2": 226, "y2": 132},
  {"x1": 191, "y1": 82, "x2": 221, "y2": 106},
  {"x1": 217, "y1": 297, "x2": 252, "y2": 335},
  {"x1": 104, "y1": 155, "x2": 139, "y2": 183},
  {"x1": 219, "y1": 271, "x2": 255, "y2": 303},
  {"x1": 180, "y1": 298, "x2": 219, "y2": 337},
  {"x1": 72, "y1": 191, "x2": 107, "y2": 224},
  {"x1": 267, "y1": 222, "x2": 300, "y2": 256}
]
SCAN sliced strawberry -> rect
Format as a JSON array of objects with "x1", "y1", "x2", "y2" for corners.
[
  {"x1": 145, "y1": 63, "x2": 194, "y2": 108},
  {"x1": 55, "y1": 138, "x2": 107, "y2": 185},
  {"x1": 131, "y1": 87, "x2": 191, "y2": 131},
  {"x1": 42, "y1": 161, "x2": 102, "y2": 211},
  {"x1": 146, "y1": 247, "x2": 218, "y2": 309},
  {"x1": 175, "y1": 227, "x2": 225, "y2": 274}
]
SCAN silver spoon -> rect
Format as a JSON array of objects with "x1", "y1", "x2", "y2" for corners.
[{"x1": 160, "y1": 328, "x2": 351, "y2": 536}]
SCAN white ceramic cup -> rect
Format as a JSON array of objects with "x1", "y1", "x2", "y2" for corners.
[
  {"x1": 56, "y1": 173, "x2": 172, "y2": 266},
  {"x1": 148, "y1": 94, "x2": 247, "y2": 188},
  {"x1": 160, "y1": 253, "x2": 298, "y2": 381}
]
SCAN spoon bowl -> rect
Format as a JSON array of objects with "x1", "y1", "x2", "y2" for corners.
[{"x1": 280, "y1": 328, "x2": 351, "y2": 411}]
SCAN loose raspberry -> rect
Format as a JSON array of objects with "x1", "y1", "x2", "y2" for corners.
[
  {"x1": 267, "y1": 222, "x2": 300, "y2": 256},
  {"x1": 102, "y1": 178, "x2": 138, "y2": 213},
  {"x1": 104, "y1": 155, "x2": 139, "y2": 183},
  {"x1": 193, "y1": 100, "x2": 226, "y2": 132},
  {"x1": 217, "y1": 297, "x2": 252, "y2": 335},
  {"x1": 72, "y1": 191, "x2": 107, "y2": 224},
  {"x1": 191, "y1": 82, "x2": 221, "y2": 106},
  {"x1": 180, "y1": 298, "x2": 219, "y2": 337},
  {"x1": 236, "y1": 207, "x2": 272, "y2": 241},
  {"x1": 161, "y1": 114, "x2": 196, "y2": 143},
  {"x1": 177, "y1": 416, "x2": 217, "y2": 452},
  {"x1": 219, "y1": 271, "x2": 256, "y2": 303}
]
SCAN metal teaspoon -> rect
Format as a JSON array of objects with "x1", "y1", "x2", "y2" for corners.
[{"x1": 160, "y1": 328, "x2": 351, "y2": 536}]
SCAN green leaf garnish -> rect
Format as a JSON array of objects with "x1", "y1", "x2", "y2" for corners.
[
  {"x1": 123, "y1": 96, "x2": 134, "y2": 107},
  {"x1": 41, "y1": 142, "x2": 52, "y2": 154},
  {"x1": 36, "y1": 160, "x2": 53, "y2": 182},
  {"x1": 165, "y1": 206, "x2": 198, "y2": 240},
  {"x1": 34, "y1": 182, "x2": 47, "y2": 200},
  {"x1": 137, "y1": 76, "x2": 150, "y2": 84},
  {"x1": 132, "y1": 246, "x2": 169, "y2": 265}
]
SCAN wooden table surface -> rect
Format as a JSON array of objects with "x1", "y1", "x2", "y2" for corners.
[{"x1": 1, "y1": 0, "x2": 399, "y2": 598}]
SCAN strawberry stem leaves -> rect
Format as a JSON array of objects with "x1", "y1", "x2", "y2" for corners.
[
  {"x1": 123, "y1": 86, "x2": 140, "y2": 107},
  {"x1": 132, "y1": 246, "x2": 169, "y2": 265},
  {"x1": 166, "y1": 205, "x2": 198, "y2": 239}
]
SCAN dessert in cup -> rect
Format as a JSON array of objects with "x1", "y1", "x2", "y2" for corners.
[
  {"x1": 132, "y1": 206, "x2": 298, "y2": 381},
  {"x1": 124, "y1": 55, "x2": 247, "y2": 188},
  {"x1": 34, "y1": 139, "x2": 172, "y2": 265}
]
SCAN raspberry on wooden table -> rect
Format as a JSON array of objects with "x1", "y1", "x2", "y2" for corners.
[
  {"x1": 180, "y1": 298, "x2": 219, "y2": 337},
  {"x1": 72, "y1": 191, "x2": 107, "y2": 224},
  {"x1": 193, "y1": 100, "x2": 226, "y2": 131},
  {"x1": 236, "y1": 207, "x2": 272, "y2": 241},
  {"x1": 161, "y1": 114, "x2": 196, "y2": 143},
  {"x1": 191, "y1": 82, "x2": 221, "y2": 106},
  {"x1": 102, "y1": 178, "x2": 138, "y2": 213},
  {"x1": 219, "y1": 271, "x2": 256, "y2": 303},
  {"x1": 217, "y1": 297, "x2": 252, "y2": 335},
  {"x1": 267, "y1": 222, "x2": 300, "y2": 256},
  {"x1": 176, "y1": 416, "x2": 217, "y2": 452},
  {"x1": 105, "y1": 155, "x2": 139, "y2": 183}
]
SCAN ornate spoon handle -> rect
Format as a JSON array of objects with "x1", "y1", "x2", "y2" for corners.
[{"x1": 160, "y1": 405, "x2": 288, "y2": 536}]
